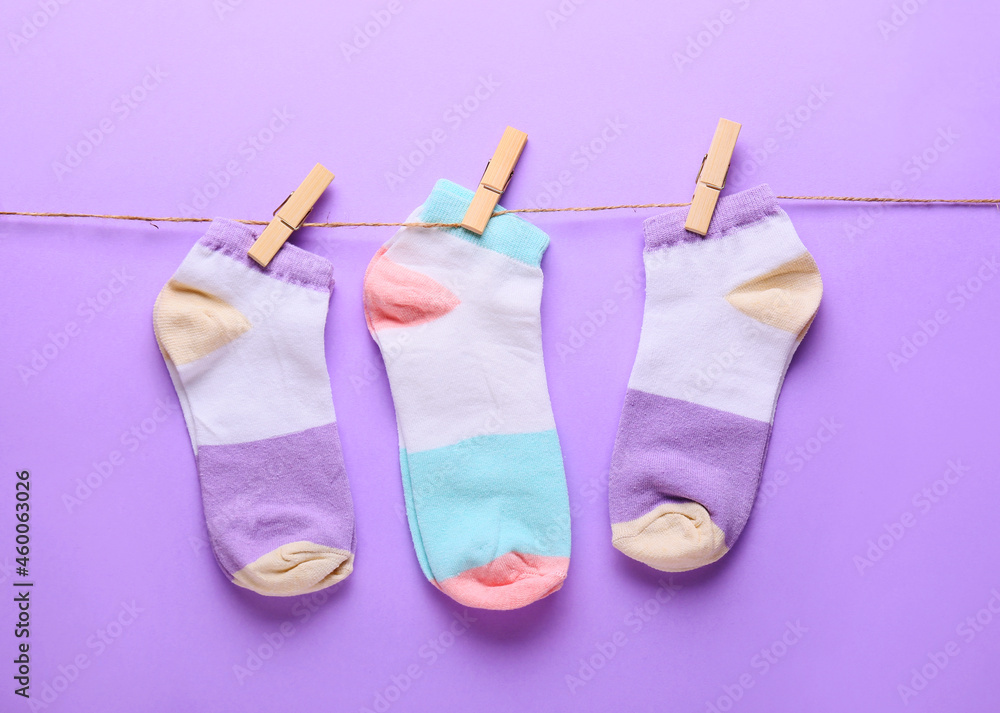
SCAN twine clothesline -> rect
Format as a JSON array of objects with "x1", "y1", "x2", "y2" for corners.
[{"x1": 0, "y1": 194, "x2": 997, "y2": 230}]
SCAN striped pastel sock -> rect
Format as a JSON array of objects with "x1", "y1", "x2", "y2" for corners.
[
  {"x1": 609, "y1": 186, "x2": 822, "y2": 572},
  {"x1": 153, "y1": 220, "x2": 356, "y2": 596},
  {"x1": 363, "y1": 179, "x2": 571, "y2": 610}
]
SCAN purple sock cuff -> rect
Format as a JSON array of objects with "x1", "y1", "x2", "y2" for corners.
[
  {"x1": 643, "y1": 184, "x2": 781, "y2": 252},
  {"x1": 198, "y1": 219, "x2": 335, "y2": 293}
]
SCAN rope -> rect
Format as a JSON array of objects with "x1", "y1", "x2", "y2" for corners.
[{"x1": 1, "y1": 194, "x2": 996, "y2": 229}]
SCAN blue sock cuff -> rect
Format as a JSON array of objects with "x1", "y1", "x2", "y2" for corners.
[{"x1": 419, "y1": 179, "x2": 550, "y2": 267}]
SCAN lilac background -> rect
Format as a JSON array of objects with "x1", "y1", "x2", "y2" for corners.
[{"x1": 2, "y1": 1, "x2": 999, "y2": 711}]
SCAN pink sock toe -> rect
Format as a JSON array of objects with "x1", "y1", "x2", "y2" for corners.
[{"x1": 437, "y1": 553, "x2": 569, "y2": 611}]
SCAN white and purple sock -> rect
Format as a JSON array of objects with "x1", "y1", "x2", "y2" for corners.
[
  {"x1": 609, "y1": 186, "x2": 823, "y2": 571},
  {"x1": 154, "y1": 220, "x2": 356, "y2": 596}
]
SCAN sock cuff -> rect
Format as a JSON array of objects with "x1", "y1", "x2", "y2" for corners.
[
  {"x1": 643, "y1": 184, "x2": 781, "y2": 252},
  {"x1": 419, "y1": 179, "x2": 550, "y2": 267},
  {"x1": 198, "y1": 219, "x2": 335, "y2": 293}
]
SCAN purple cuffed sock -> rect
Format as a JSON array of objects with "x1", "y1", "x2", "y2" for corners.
[
  {"x1": 609, "y1": 186, "x2": 823, "y2": 571},
  {"x1": 153, "y1": 219, "x2": 356, "y2": 595}
]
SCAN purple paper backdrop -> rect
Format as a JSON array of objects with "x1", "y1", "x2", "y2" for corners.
[{"x1": 2, "y1": 1, "x2": 999, "y2": 711}]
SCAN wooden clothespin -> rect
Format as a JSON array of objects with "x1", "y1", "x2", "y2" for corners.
[
  {"x1": 248, "y1": 163, "x2": 334, "y2": 267},
  {"x1": 684, "y1": 118, "x2": 741, "y2": 236},
  {"x1": 461, "y1": 126, "x2": 528, "y2": 235}
]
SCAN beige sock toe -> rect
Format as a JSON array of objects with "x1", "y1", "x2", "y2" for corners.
[
  {"x1": 232, "y1": 541, "x2": 354, "y2": 597},
  {"x1": 611, "y1": 502, "x2": 728, "y2": 572}
]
